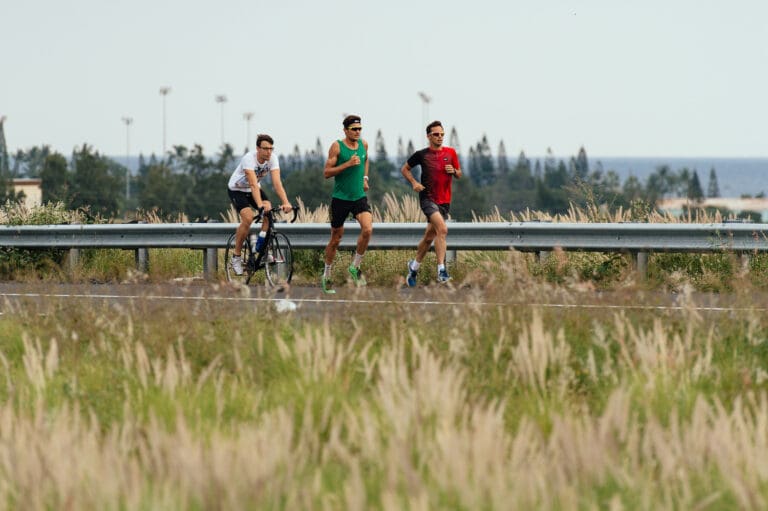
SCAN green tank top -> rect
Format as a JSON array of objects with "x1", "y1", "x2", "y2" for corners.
[{"x1": 333, "y1": 140, "x2": 366, "y2": 201}]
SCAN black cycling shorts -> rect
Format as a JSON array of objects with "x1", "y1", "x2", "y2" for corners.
[{"x1": 228, "y1": 189, "x2": 268, "y2": 214}]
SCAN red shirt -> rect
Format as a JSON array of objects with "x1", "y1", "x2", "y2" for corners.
[{"x1": 406, "y1": 146, "x2": 460, "y2": 204}]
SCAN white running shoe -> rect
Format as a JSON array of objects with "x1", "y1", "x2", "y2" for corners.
[{"x1": 231, "y1": 255, "x2": 244, "y2": 276}]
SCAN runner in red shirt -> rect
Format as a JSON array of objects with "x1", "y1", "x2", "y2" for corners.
[{"x1": 400, "y1": 120, "x2": 463, "y2": 285}]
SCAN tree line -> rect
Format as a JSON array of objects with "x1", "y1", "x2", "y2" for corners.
[{"x1": 2, "y1": 132, "x2": 732, "y2": 222}]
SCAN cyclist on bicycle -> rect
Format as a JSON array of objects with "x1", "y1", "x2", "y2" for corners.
[{"x1": 227, "y1": 134, "x2": 293, "y2": 276}]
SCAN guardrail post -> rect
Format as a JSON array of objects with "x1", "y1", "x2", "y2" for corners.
[
  {"x1": 203, "y1": 220, "x2": 219, "y2": 280},
  {"x1": 135, "y1": 248, "x2": 149, "y2": 273},
  {"x1": 634, "y1": 251, "x2": 648, "y2": 280},
  {"x1": 446, "y1": 219, "x2": 456, "y2": 264},
  {"x1": 741, "y1": 252, "x2": 751, "y2": 273},
  {"x1": 66, "y1": 248, "x2": 80, "y2": 273},
  {"x1": 134, "y1": 221, "x2": 149, "y2": 273},
  {"x1": 64, "y1": 222, "x2": 80, "y2": 276}
]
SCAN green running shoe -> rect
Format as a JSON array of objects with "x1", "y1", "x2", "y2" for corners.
[
  {"x1": 348, "y1": 265, "x2": 367, "y2": 286},
  {"x1": 321, "y1": 275, "x2": 336, "y2": 294}
]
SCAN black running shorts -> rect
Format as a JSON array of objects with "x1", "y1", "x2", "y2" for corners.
[
  {"x1": 419, "y1": 195, "x2": 450, "y2": 220},
  {"x1": 330, "y1": 197, "x2": 371, "y2": 228}
]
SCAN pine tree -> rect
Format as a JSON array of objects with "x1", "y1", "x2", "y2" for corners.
[
  {"x1": 516, "y1": 151, "x2": 530, "y2": 173},
  {"x1": 573, "y1": 146, "x2": 589, "y2": 179},
  {"x1": 0, "y1": 118, "x2": 26, "y2": 204},
  {"x1": 0, "y1": 116, "x2": 13, "y2": 202},
  {"x1": 375, "y1": 130, "x2": 387, "y2": 162},
  {"x1": 448, "y1": 126, "x2": 461, "y2": 157},
  {"x1": 282, "y1": 144, "x2": 301, "y2": 173},
  {"x1": 371, "y1": 129, "x2": 396, "y2": 182},
  {"x1": 544, "y1": 147, "x2": 557, "y2": 175},
  {"x1": 707, "y1": 167, "x2": 720, "y2": 198},
  {"x1": 511, "y1": 151, "x2": 534, "y2": 190},
  {"x1": 467, "y1": 146, "x2": 477, "y2": 179},
  {"x1": 397, "y1": 137, "x2": 406, "y2": 162},
  {"x1": 688, "y1": 170, "x2": 704, "y2": 201},
  {"x1": 470, "y1": 135, "x2": 495, "y2": 186},
  {"x1": 0, "y1": 117, "x2": 9, "y2": 176},
  {"x1": 497, "y1": 140, "x2": 509, "y2": 176}
]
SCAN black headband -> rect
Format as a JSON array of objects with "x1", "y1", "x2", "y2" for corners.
[{"x1": 343, "y1": 116, "x2": 361, "y2": 128}]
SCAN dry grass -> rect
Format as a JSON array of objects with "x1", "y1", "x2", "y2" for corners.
[
  {"x1": 0, "y1": 284, "x2": 767, "y2": 508},
  {"x1": 475, "y1": 201, "x2": 742, "y2": 224}
]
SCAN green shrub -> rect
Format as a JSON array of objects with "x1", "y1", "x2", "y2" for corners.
[{"x1": 0, "y1": 202, "x2": 90, "y2": 279}]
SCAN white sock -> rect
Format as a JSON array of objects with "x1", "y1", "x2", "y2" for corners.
[
  {"x1": 410, "y1": 260, "x2": 421, "y2": 271},
  {"x1": 352, "y1": 252, "x2": 364, "y2": 268},
  {"x1": 324, "y1": 264, "x2": 333, "y2": 278},
  {"x1": 438, "y1": 263, "x2": 445, "y2": 272}
]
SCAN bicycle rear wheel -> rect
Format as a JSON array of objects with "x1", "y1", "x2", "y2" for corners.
[
  {"x1": 265, "y1": 232, "x2": 293, "y2": 288},
  {"x1": 224, "y1": 233, "x2": 255, "y2": 284}
]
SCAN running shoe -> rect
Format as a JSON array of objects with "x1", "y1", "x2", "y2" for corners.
[
  {"x1": 231, "y1": 255, "x2": 244, "y2": 276},
  {"x1": 406, "y1": 260, "x2": 418, "y2": 287},
  {"x1": 437, "y1": 268, "x2": 451, "y2": 283},
  {"x1": 348, "y1": 265, "x2": 367, "y2": 287},
  {"x1": 321, "y1": 275, "x2": 336, "y2": 294}
]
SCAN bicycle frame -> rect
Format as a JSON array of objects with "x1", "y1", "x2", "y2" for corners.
[{"x1": 225, "y1": 205, "x2": 298, "y2": 287}]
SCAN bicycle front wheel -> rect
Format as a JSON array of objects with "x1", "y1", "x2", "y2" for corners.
[
  {"x1": 265, "y1": 232, "x2": 293, "y2": 288},
  {"x1": 224, "y1": 232, "x2": 255, "y2": 285}
]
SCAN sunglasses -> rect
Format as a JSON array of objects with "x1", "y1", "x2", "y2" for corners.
[
  {"x1": 430, "y1": 132, "x2": 445, "y2": 137},
  {"x1": 348, "y1": 127, "x2": 362, "y2": 132},
  {"x1": 258, "y1": 146, "x2": 274, "y2": 150}
]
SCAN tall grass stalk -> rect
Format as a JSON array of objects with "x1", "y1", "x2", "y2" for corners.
[{"x1": 0, "y1": 285, "x2": 767, "y2": 508}]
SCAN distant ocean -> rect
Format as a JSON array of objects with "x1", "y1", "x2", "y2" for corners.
[
  {"x1": 584, "y1": 157, "x2": 768, "y2": 198},
  {"x1": 115, "y1": 155, "x2": 768, "y2": 198}
]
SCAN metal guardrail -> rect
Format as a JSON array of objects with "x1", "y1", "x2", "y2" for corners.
[{"x1": 2, "y1": 221, "x2": 767, "y2": 279}]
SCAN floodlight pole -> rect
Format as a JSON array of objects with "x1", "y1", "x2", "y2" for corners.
[
  {"x1": 417, "y1": 91, "x2": 431, "y2": 134},
  {"x1": 159, "y1": 86, "x2": 171, "y2": 154},
  {"x1": 243, "y1": 112, "x2": 254, "y2": 151},
  {"x1": 215, "y1": 95, "x2": 228, "y2": 147},
  {"x1": 121, "y1": 116, "x2": 133, "y2": 201}
]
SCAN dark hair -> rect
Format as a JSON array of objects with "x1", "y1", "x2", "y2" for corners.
[
  {"x1": 256, "y1": 134, "x2": 274, "y2": 148},
  {"x1": 426, "y1": 120, "x2": 443, "y2": 134},
  {"x1": 343, "y1": 115, "x2": 362, "y2": 128}
]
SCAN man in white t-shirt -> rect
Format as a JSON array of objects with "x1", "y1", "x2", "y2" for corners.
[{"x1": 227, "y1": 133, "x2": 292, "y2": 275}]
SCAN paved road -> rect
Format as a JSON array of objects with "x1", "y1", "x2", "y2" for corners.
[{"x1": 0, "y1": 281, "x2": 764, "y2": 319}]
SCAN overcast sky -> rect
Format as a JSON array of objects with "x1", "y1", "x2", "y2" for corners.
[{"x1": 2, "y1": 0, "x2": 767, "y2": 160}]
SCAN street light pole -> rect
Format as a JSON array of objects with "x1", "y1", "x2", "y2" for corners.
[
  {"x1": 159, "y1": 86, "x2": 171, "y2": 154},
  {"x1": 243, "y1": 112, "x2": 254, "y2": 151},
  {"x1": 121, "y1": 116, "x2": 133, "y2": 201},
  {"x1": 215, "y1": 95, "x2": 228, "y2": 148}
]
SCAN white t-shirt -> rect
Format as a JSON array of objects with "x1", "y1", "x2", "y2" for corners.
[{"x1": 227, "y1": 152, "x2": 281, "y2": 191}]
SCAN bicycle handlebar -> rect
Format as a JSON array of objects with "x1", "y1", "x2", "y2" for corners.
[{"x1": 255, "y1": 204, "x2": 300, "y2": 224}]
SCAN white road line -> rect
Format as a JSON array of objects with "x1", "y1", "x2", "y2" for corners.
[{"x1": 0, "y1": 292, "x2": 757, "y2": 312}]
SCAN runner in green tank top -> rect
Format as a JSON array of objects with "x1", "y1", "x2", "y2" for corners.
[
  {"x1": 320, "y1": 114, "x2": 373, "y2": 293},
  {"x1": 333, "y1": 140, "x2": 367, "y2": 200}
]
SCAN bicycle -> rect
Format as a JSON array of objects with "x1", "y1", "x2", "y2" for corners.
[{"x1": 224, "y1": 205, "x2": 299, "y2": 287}]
